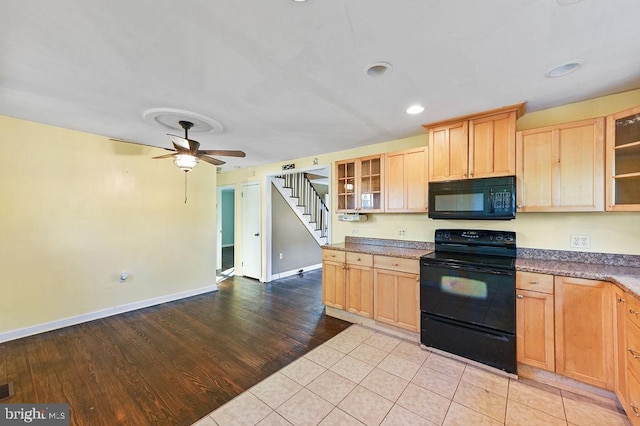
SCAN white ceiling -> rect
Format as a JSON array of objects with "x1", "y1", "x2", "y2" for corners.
[{"x1": 1, "y1": 0, "x2": 639, "y2": 170}]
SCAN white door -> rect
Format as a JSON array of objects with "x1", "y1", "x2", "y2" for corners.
[{"x1": 242, "y1": 183, "x2": 261, "y2": 280}]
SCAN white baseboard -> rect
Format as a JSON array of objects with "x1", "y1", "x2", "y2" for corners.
[
  {"x1": 270, "y1": 263, "x2": 322, "y2": 281},
  {"x1": 0, "y1": 284, "x2": 218, "y2": 344}
]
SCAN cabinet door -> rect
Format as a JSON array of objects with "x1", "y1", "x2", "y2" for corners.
[
  {"x1": 358, "y1": 154, "x2": 384, "y2": 212},
  {"x1": 385, "y1": 147, "x2": 428, "y2": 212},
  {"x1": 346, "y1": 261, "x2": 374, "y2": 318},
  {"x1": 516, "y1": 289, "x2": 555, "y2": 371},
  {"x1": 555, "y1": 276, "x2": 614, "y2": 390},
  {"x1": 516, "y1": 118, "x2": 605, "y2": 212},
  {"x1": 396, "y1": 272, "x2": 419, "y2": 331},
  {"x1": 336, "y1": 160, "x2": 357, "y2": 212},
  {"x1": 606, "y1": 105, "x2": 640, "y2": 211},
  {"x1": 615, "y1": 287, "x2": 629, "y2": 411},
  {"x1": 374, "y1": 269, "x2": 396, "y2": 325},
  {"x1": 469, "y1": 111, "x2": 517, "y2": 178},
  {"x1": 428, "y1": 121, "x2": 468, "y2": 182},
  {"x1": 322, "y1": 261, "x2": 345, "y2": 309}
]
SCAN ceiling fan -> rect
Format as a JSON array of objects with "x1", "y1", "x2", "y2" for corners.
[{"x1": 152, "y1": 120, "x2": 246, "y2": 172}]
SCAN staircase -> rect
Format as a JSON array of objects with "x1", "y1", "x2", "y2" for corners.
[{"x1": 273, "y1": 172, "x2": 329, "y2": 246}]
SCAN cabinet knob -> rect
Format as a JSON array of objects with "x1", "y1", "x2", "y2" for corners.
[
  {"x1": 632, "y1": 403, "x2": 640, "y2": 417},
  {"x1": 517, "y1": 294, "x2": 524, "y2": 299},
  {"x1": 617, "y1": 296, "x2": 626, "y2": 303},
  {"x1": 517, "y1": 204, "x2": 523, "y2": 209},
  {"x1": 529, "y1": 280, "x2": 538, "y2": 285},
  {"x1": 629, "y1": 348, "x2": 640, "y2": 359},
  {"x1": 631, "y1": 309, "x2": 639, "y2": 315},
  {"x1": 356, "y1": 257, "x2": 361, "y2": 261}
]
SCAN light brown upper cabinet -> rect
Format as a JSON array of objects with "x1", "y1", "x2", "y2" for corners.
[
  {"x1": 385, "y1": 146, "x2": 428, "y2": 212},
  {"x1": 424, "y1": 103, "x2": 524, "y2": 182},
  {"x1": 336, "y1": 154, "x2": 384, "y2": 212},
  {"x1": 606, "y1": 105, "x2": 640, "y2": 211},
  {"x1": 516, "y1": 118, "x2": 605, "y2": 212}
]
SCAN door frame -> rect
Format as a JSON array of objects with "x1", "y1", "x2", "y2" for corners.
[{"x1": 216, "y1": 184, "x2": 235, "y2": 273}]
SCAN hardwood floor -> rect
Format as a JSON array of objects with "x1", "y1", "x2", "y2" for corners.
[{"x1": 0, "y1": 269, "x2": 349, "y2": 425}]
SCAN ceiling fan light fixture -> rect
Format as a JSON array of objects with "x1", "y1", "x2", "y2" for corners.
[{"x1": 173, "y1": 154, "x2": 199, "y2": 172}]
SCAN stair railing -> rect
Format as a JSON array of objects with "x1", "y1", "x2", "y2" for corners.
[{"x1": 277, "y1": 173, "x2": 329, "y2": 238}]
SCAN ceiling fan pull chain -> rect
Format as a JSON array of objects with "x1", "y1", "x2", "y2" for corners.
[{"x1": 184, "y1": 171, "x2": 188, "y2": 204}]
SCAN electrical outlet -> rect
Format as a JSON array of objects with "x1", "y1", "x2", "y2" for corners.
[
  {"x1": 352, "y1": 228, "x2": 359, "y2": 235},
  {"x1": 279, "y1": 253, "x2": 283, "y2": 260},
  {"x1": 570, "y1": 234, "x2": 591, "y2": 249},
  {"x1": 398, "y1": 229, "x2": 406, "y2": 236}
]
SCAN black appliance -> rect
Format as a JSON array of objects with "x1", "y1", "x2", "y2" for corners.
[
  {"x1": 420, "y1": 229, "x2": 517, "y2": 374},
  {"x1": 428, "y1": 176, "x2": 516, "y2": 220}
]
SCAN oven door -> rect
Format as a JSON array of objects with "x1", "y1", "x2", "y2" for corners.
[{"x1": 420, "y1": 261, "x2": 515, "y2": 333}]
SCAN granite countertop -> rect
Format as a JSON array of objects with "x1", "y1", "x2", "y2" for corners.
[{"x1": 324, "y1": 237, "x2": 640, "y2": 297}]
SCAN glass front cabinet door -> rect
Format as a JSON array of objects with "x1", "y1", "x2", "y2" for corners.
[{"x1": 607, "y1": 106, "x2": 640, "y2": 211}]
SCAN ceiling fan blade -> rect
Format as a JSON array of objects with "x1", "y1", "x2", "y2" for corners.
[
  {"x1": 151, "y1": 153, "x2": 176, "y2": 159},
  {"x1": 168, "y1": 134, "x2": 191, "y2": 151},
  {"x1": 198, "y1": 149, "x2": 246, "y2": 158},
  {"x1": 198, "y1": 155, "x2": 226, "y2": 166}
]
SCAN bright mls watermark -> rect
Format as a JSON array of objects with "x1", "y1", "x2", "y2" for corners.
[{"x1": 0, "y1": 404, "x2": 69, "y2": 425}]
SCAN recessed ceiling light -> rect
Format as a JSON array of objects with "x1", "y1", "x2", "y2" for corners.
[
  {"x1": 545, "y1": 61, "x2": 583, "y2": 78},
  {"x1": 366, "y1": 62, "x2": 393, "y2": 77},
  {"x1": 406, "y1": 105, "x2": 425, "y2": 115}
]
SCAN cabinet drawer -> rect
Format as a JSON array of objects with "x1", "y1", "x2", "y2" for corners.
[
  {"x1": 628, "y1": 317, "x2": 640, "y2": 381},
  {"x1": 627, "y1": 368, "x2": 640, "y2": 423},
  {"x1": 628, "y1": 296, "x2": 640, "y2": 330},
  {"x1": 374, "y1": 256, "x2": 419, "y2": 274},
  {"x1": 323, "y1": 249, "x2": 345, "y2": 263},
  {"x1": 346, "y1": 252, "x2": 373, "y2": 267},
  {"x1": 516, "y1": 271, "x2": 554, "y2": 294}
]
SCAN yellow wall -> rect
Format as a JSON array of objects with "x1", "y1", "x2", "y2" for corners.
[
  {"x1": 219, "y1": 89, "x2": 640, "y2": 262},
  {"x1": 0, "y1": 116, "x2": 218, "y2": 335}
]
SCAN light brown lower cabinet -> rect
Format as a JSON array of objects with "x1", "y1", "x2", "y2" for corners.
[
  {"x1": 345, "y1": 253, "x2": 374, "y2": 318},
  {"x1": 373, "y1": 256, "x2": 419, "y2": 332},
  {"x1": 321, "y1": 250, "x2": 346, "y2": 310},
  {"x1": 554, "y1": 276, "x2": 614, "y2": 390},
  {"x1": 624, "y1": 296, "x2": 640, "y2": 424},
  {"x1": 516, "y1": 288, "x2": 555, "y2": 371},
  {"x1": 615, "y1": 287, "x2": 630, "y2": 413}
]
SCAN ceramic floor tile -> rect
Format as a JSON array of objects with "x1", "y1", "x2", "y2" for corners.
[
  {"x1": 338, "y1": 385, "x2": 395, "y2": 425},
  {"x1": 390, "y1": 341, "x2": 430, "y2": 365},
  {"x1": 453, "y1": 380, "x2": 507, "y2": 423},
  {"x1": 507, "y1": 379, "x2": 565, "y2": 420},
  {"x1": 276, "y1": 388, "x2": 334, "y2": 426},
  {"x1": 505, "y1": 400, "x2": 568, "y2": 426},
  {"x1": 378, "y1": 353, "x2": 421, "y2": 381},
  {"x1": 562, "y1": 389, "x2": 626, "y2": 415},
  {"x1": 349, "y1": 342, "x2": 388, "y2": 366},
  {"x1": 304, "y1": 344, "x2": 346, "y2": 368},
  {"x1": 279, "y1": 356, "x2": 326, "y2": 386},
  {"x1": 339, "y1": 324, "x2": 377, "y2": 343},
  {"x1": 411, "y1": 364, "x2": 461, "y2": 399},
  {"x1": 211, "y1": 392, "x2": 273, "y2": 426},
  {"x1": 364, "y1": 332, "x2": 402, "y2": 353},
  {"x1": 256, "y1": 411, "x2": 293, "y2": 426},
  {"x1": 329, "y1": 355, "x2": 375, "y2": 383},
  {"x1": 443, "y1": 401, "x2": 503, "y2": 426},
  {"x1": 325, "y1": 333, "x2": 362, "y2": 354},
  {"x1": 307, "y1": 370, "x2": 357, "y2": 406},
  {"x1": 192, "y1": 415, "x2": 218, "y2": 426},
  {"x1": 422, "y1": 353, "x2": 466, "y2": 380},
  {"x1": 360, "y1": 367, "x2": 409, "y2": 402},
  {"x1": 250, "y1": 372, "x2": 303, "y2": 409},
  {"x1": 396, "y1": 383, "x2": 452, "y2": 425},
  {"x1": 380, "y1": 404, "x2": 437, "y2": 425},
  {"x1": 318, "y1": 408, "x2": 364, "y2": 426},
  {"x1": 562, "y1": 395, "x2": 630, "y2": 426},
  {"x1": 461, "y1": 365, "x2": 509, "y2": 397}
]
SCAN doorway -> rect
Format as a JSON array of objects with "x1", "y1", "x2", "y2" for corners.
[
  {"x1": 241, "y1": 182, "x2": 261, "y2": 280},
  {"x1": 217, "y1": 186, "x2": 235, "y2": 282}
]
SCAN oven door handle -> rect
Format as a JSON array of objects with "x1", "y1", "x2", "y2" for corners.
[{"x1": 425, "y1": 262, "x2": 514, "y2": 276}]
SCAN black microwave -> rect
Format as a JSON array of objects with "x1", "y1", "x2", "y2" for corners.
[{"x1": 428, "y1": 176, "x2": 516, "y2": 220}]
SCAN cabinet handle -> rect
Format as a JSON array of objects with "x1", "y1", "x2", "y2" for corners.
[
  {"x1": 617, "y1": 296, "x2": 626, "y2": 303},
  {"x1": 529, "y1": 280, "x2": 538, "y2": 285},
  {"x1": 628, "y1": 348, "x2": 640, "y2": 359},
  {"x1": 517, "y1": 294, "x2": 524, "y2": 299},
  {"x1": 393, "y1": 263, "x2": 399, "y2": 266},
  {"x1": 631, "y1": 309, "x2": 639, "y2": 315},
  {"x1": 631, "y1": 403, "x2": 640, "y2": 417}
]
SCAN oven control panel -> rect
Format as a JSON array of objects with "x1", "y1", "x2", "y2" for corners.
[{"x1": 435, "y1": 229, "x2": 516, "y2": 246}]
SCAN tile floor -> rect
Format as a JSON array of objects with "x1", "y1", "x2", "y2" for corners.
[{"x1": 193, "y1": 324, "x2": 630, "y2": 426}]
